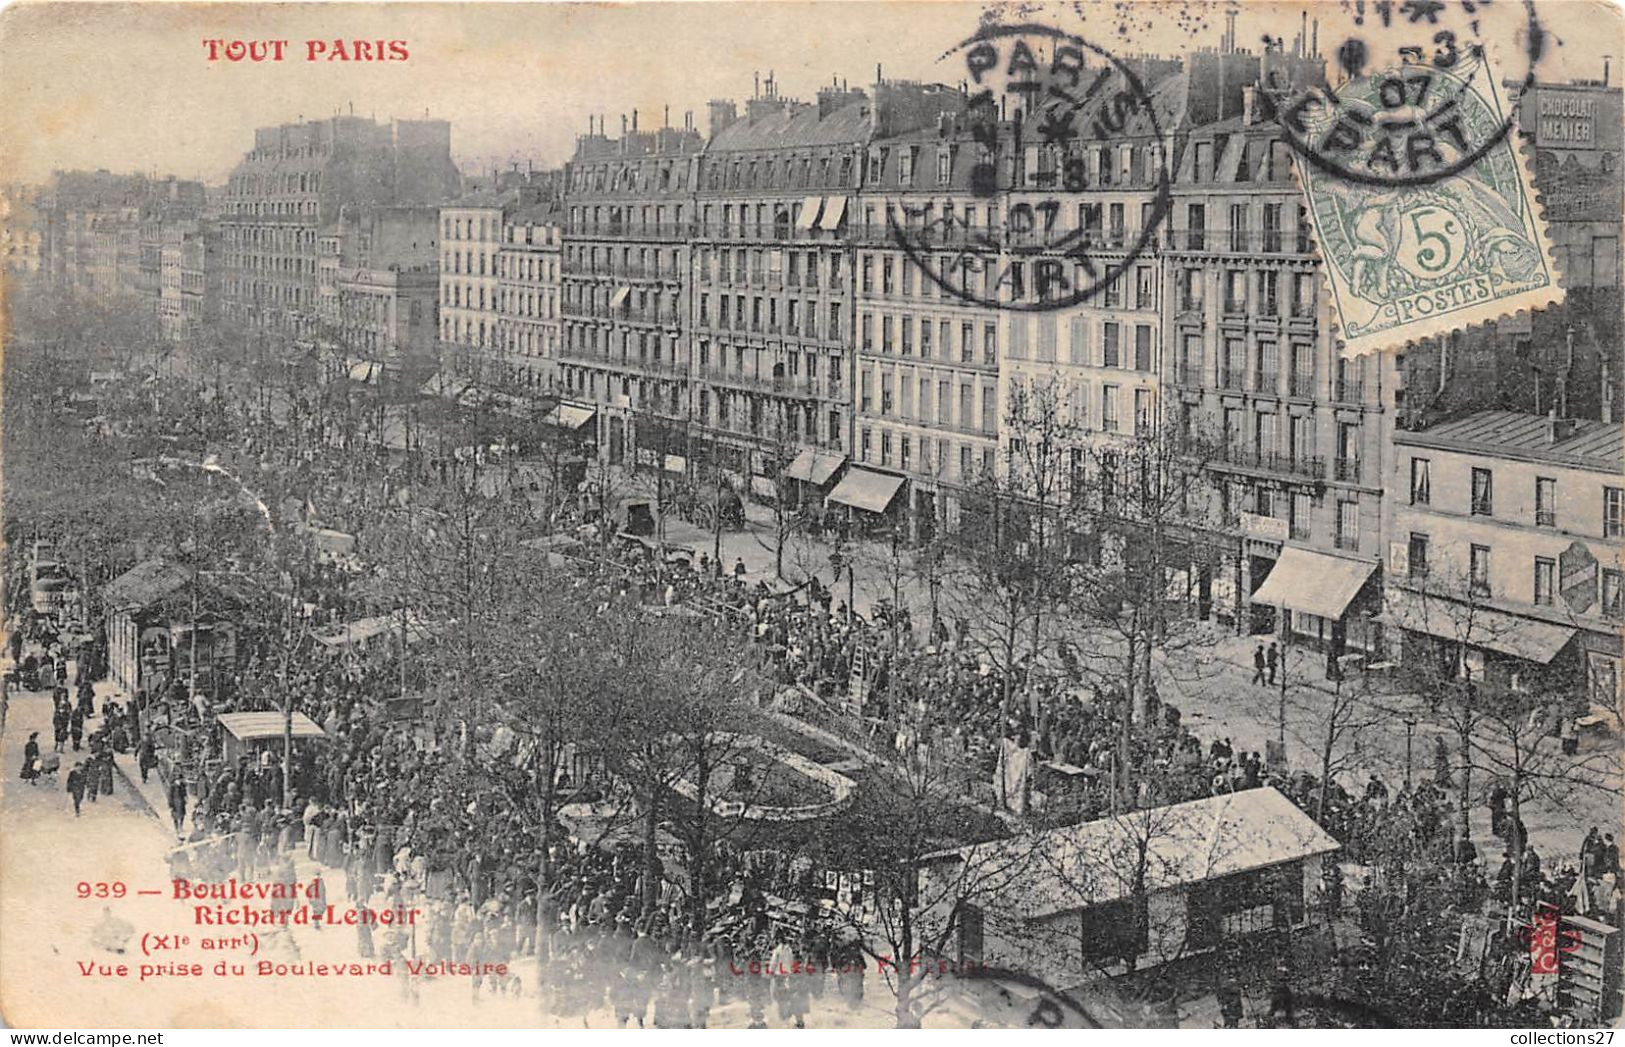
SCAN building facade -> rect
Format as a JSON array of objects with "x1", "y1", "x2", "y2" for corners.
[
  {"x1": 1386, "y1": 411, "x2": 1624, "y2": 712},
  {"x1": 158, "y1": 219, "x2": 220, "y2": 341},
  {"x1": 560, "y1": 116, "x2": 704, "y2": 467},
  {"x1": 440, "y1": 194, "x2": 513, "y2": 379},
  {"x1": 496, "y1": 200, "x2": 564, "y2": 392},
  {"x1": 218, "y1": 116, "x2": 459, "y2": 338}
]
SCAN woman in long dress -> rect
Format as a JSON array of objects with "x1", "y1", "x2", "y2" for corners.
[{"x1": 19, "y1": 732, "x2": 40, "y2": 783}]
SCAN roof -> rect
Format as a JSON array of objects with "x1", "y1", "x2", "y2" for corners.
[
  {"x1": 923, "y1": 787, "x2": 1338, "y2": 920},
  {"x1": 709, "y1": 99, "x2": 871, "y2": 153},
  {"x1": 1396, "y1": 410, "x2": 1623, "y2": 472},
  {"x1": 827, "y1": 467, "x2": 903, "y2": 514},
  {"x1": 217, "y1": 711, "x2": 326, "y2": 743},
  {"x1": 312, "y1": 613, "x2": 438, "y2": 649},
  {"x1": 104, "y1": 559, "x2": 189, "y2": 610}
]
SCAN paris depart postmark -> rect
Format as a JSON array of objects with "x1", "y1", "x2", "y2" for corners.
[{"x1": 1275, "y1": 3, "x2": 1563, "y2": 356}]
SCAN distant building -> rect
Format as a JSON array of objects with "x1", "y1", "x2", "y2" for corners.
[
  {"x1": 1385, "y1": 410, "x2": 1623, "y2": 713},
  {"x1": 316, "y1": 205, "x2": 442, "y2": 376},
  {"x1": 218, "y1": 116, "x2": 460, "y2": 339},
  {"x1": 496, "y1": 198, "x2": 564, "y2": 392},
  {"x1": 158, "y1": 219, "x2": 220, "y2": 341}
]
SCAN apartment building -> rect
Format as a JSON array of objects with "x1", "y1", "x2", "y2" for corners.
[
  {"x1": 1386, "y1": 411, "x2": 1623, "y2": 711},
  {"x1": 496, "y1": 200, "x2": 564, "y2": 393},
  {"x1": 219, "y1": 116, "x2": 459, "y2": 337},
  {"x1": 559, "y1": 115, "x2": 704, "y2": 467},
  {"x1": 157, "y1": 219, "x2": 220, "y2": 341},
  {"x1": 691, "y1": 79, "x2": 871, "y2": 499}
]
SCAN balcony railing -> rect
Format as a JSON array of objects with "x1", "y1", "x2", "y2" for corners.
[
  {"x1": 1334, "y1": 457, "x2": 1362, "y2": 483},
  {"x1": 1219, "y1": 367, "x2": 1247, "y2": 391},
  {"x1": 1175, "y1": 361, "x2": 1203, "y2": 385},
  {"x1": 1333, "y1": 380, "x2": 1361, "y2": 404},
  {"x1": 1536, "y1": 508, "x2": 1557, "y2": 527},
  {"x1": 1253, "y1": 370, "x2": 1279, "y2": 395},
  {"x1": 565, "y1": 222, "x2": 691, "y2": 240},
  {"x1": 1289, "y1": 371, "x2": 1316, "y2": 397},
  {"x1": 1163, "y1": 228, "x2": 1312, "y2": 255},
  {"x1": 1216, "y1": 445, "x2": 1327, "y2": 480}
]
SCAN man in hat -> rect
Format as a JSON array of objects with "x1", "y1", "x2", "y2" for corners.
[{"x1": 66, "y1": 761, "x2": 87, "y2": 816}]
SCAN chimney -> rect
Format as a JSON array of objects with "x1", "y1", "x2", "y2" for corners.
[
  {"x1": 1243, "y1": 85, "x2": 1257, "y2": 126},
  {"x1": 1311, "y1": 18, "x2": 1318, "y2": 56},
  {"x1": 754, "y1": 71, "x2": 760, "y2": 98},
  {"x1": 632, "y1": 109, "x2": 639, "y2": 132},
  {"x1": 664, "y1": 104, "x2": 670, "y2": 128},
  {"x1": 1546, "y1": 408, "x2": 1578, "y2": 444},
  {"x1": 621, "y1": 114, "x2": 628, "y2": 135},
  {"x1": 1606, "y1": 56, "x2": 1614, "y2": 85}
]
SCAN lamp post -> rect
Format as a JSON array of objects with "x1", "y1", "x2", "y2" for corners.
[{"x1": 1403, "y1": 717, "x2": 1417, "y2": 793}]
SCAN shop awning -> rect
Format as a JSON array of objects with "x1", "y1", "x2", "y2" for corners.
[
  {"x1": 217, "y1": 711, "x2": 327, "y2": 743},
  {"x1": 1379, "y1": 587, "x2": 1578, "y2": 665},
  {"x1": 664, "y1": 454, "x2": 687, "y2": 474},
  {"x1": 609, "y1": 286, "x2": 630, "y2": 310},
  {"x1": 818, "y1": 196, "x2": 848, "y2": 231},
  {"x1": 1249, "y1": 547, "x2": 1375, "y2": 621},
  {"x1": 347, "y1": 360, "x2": 380, "y2": 384},
  {"x1": 545, "y1": 403, "x2": 596, "y2": 432},
  {"x1": 827, "y1": 467, "x2": 904, "y2": 514},
  {"x1": 784, "y1": 449, "x2": 847, "y2": 486},
  {"x1": 795, "y1": 196, "x2": 824, "y2": 231},
  {"x1": 750, "y1": 474, "x2": 778, "y2": 499}
]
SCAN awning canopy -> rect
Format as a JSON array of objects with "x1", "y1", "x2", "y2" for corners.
[
  {"x1": 1249, "y1": 547, "x2": 1375, "y2": 621},
  {"x1": 795, "y1": 196, "x2": 823, "y2": 231},
  {"x1": 347, "y1": 360, "x2": 380, "y2": 384},
  {"x1": 784, "y1": 449, "x2": 847, "y2": 486},
  {"x1": 609, "y1": 286, "x2": 630, "y2": 310},
  {"x1": 818, "y1": 196, "x2": 848, "y2": 231},
  {"x1": 827, "y1": 467, "x2": 904, "y2": 514},
  {"x1": 313, "y1": 613, "x2": 439, "y2": 650},
  {"x1": 664, "y1": 454, "x2": 687, "y2": 474},
  {"x1": 1379, "y1": 587, "x2": 1578, "y2": 665},
  {"x1": 217, "y1": 711, "x2": 326, "y2": 743},
  {"x1": 544, "y1": 403, "x2": 597, "y2": 432}
]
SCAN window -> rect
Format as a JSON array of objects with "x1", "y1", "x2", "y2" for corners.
[
  {"x1": 1534, "y1": 557, "x2": 1557, "y2": 606},
  {"x1": 1607, "y1": 487, "x2": 1624, "y2": 537},
  {"x1": 1133, "y1": 326, "x2": 1152, "y2": 371},
  {"x1": 1134, "y1": 388, "x2": 1152, "y2": 435},
  {"x1": 1224, "y1": 270, "x2": 1246, "y2": 313},
  {"x1": 1103, "y1": 323, "x2": 1121, "y2": 368},
  {"x1": 1470, "y1": 544, "x2": 1491, "y2": 597},
  {"x1": 1410, "y1": 458, "x2": 1431, "y2": 505},
  {"x1": 1257, "y1": 270, "x2": 1279, "y2": 315},
  {"x1": 1535, "y1": 477, "x2": 1556, "y2": 527},
  {"x1": 1336, "y1": 500, "x2": 1359, "y2": 550},
  {"x1": 982, "y1": 325, "x2": 997, "y2": 364},
  {"x1": 1471, "y1": 467, "x2": 1493, "y2": 516},
  {"x1": 1603, "y1": 568, "x2": 1623, "y2": 619},
  {"x1": 1101, "y1": 385, "x2": 1120, "y2": 432}
]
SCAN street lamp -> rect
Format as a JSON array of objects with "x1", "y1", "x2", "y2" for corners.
[{"x1": 1403, "y1": 717, "x2": 1417, "y2": 793}]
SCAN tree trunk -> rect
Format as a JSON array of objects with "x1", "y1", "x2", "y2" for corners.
[
  {"x1": 642, "y1": 786, "x2": 661, "y2": 916},
  {"x1": 1456, "y1": 719, "x2": 1473, "y2": 852}
]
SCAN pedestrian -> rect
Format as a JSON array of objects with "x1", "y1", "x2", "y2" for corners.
[
  {"x1": 1266, "y1": 642, "x2": 1279, "y2": 685},
  {"x1": 70, "y1": 704, "x2": 85, "y2": 752},
  {"x1": 1251, "y1": 643, "x2": 1266, "y2": 686},
  {"x1": 52, "y1": 701, "x2": 70, "y2": 753},
  {"x1": 1433, "y1": 735, "x2": 1453, "y2": 788},
  {"x1": 19, "y1": 731, "x2": 40, "y2": 784},
  {"x1": 733, "y1": 557, "x2": 747, "y2": 580},
  {"x1": 66, "y1": 762, "x2": 86, "y2": 816},
  {"x1": 137, "y1": 735, "x2": 157, "y2": 784},
  {"x1": 168, "y1": 776, "x2": 188, "y2": 835},
  {"x1": 1217, "y1": 975, "x2": 1244, "y2": 1028}
]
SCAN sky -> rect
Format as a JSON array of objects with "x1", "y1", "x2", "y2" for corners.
[{"x1": 0, "y1": 0, "x2": 1618, "y2": 186}]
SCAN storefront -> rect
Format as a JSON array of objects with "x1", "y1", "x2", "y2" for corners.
[
  {"x1": 1247, "y1": 546, "x2": 1381, "y2": 656},
  {"x1": 826, "y1": 466, "x2": 905, "y2": 533}
]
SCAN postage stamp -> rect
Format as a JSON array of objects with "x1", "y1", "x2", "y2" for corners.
[{"x1": 1283, "y1": 47, "x2": 1563, "y2": 355}]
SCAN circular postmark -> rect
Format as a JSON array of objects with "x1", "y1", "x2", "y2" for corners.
[
  {"x1": 1265, "y1": 0, "x2": 1547, "y2": 188},
  {"x1": 889, "y1": 22, "x2": 1172, "y2": 312}
]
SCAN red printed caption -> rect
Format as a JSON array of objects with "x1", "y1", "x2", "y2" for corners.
[{"x1": 202, "y1": 39, "x2": 409, "y2": 62}]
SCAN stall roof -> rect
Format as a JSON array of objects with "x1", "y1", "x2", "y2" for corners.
[
  {"x1": 827, "y1": 467, "x2": 903, "y2": 514},
  {"x1": 543, "y1": 403, "x2": 597, "y2": 432},
  {"x1": 784, "y1": 449, "x2": 847, "y2": 486},
  {"x1": 217, "y1": 711, "x2": 326, "y2": 743},
  {"x1": 1379, "y1": 587, "x2": 1577, "y2": 665},
  {"x1": 104, "y1": 559, "x2": 189, "y2": 610},
  {"x1": 922, "y1": 787, "x2": 1338, "y2": 920},
  {"x1": 313, "y1": 613, "x2": 438, "y2": 649},
  {"x1": 1248, "y1": 548, "x2": 1375, "y2": 621}
]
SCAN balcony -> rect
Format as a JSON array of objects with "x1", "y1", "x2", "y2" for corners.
[
  {"x1": 1333, "y1": 380, "x2": 1361, "y2": 405},
  {"x1": 1289, "y1": 371, "x2": 1316, "y2": 397},
  {"x1": 1536, "y1": 508, "x2": 1557, "y2": 527},
  {"x1": 1219, "y1": 367, "x2": 1247, "y2": 391},
  {"x1": 1174, "y1": 361, "x2": 1203, "y2": 386},
  {"x1": 1215, "y1": 445, "x2": 1327, "y2": 480},
  {"x1": 1252, "y1": 370, "x2": 1279, "y2": 395},
  {"x1": 1334, "y1": 457, "x2": 1362, "y2": 483},
  {"x1": 565, "y1": 221, "x2": 692, "y2": 241},
  {"x1": 697, "y1": 365, "x2": 817, "y2": 397},
  {"x1": 1163, "y1": 228, "x2": 1312, "y2": 256}
]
